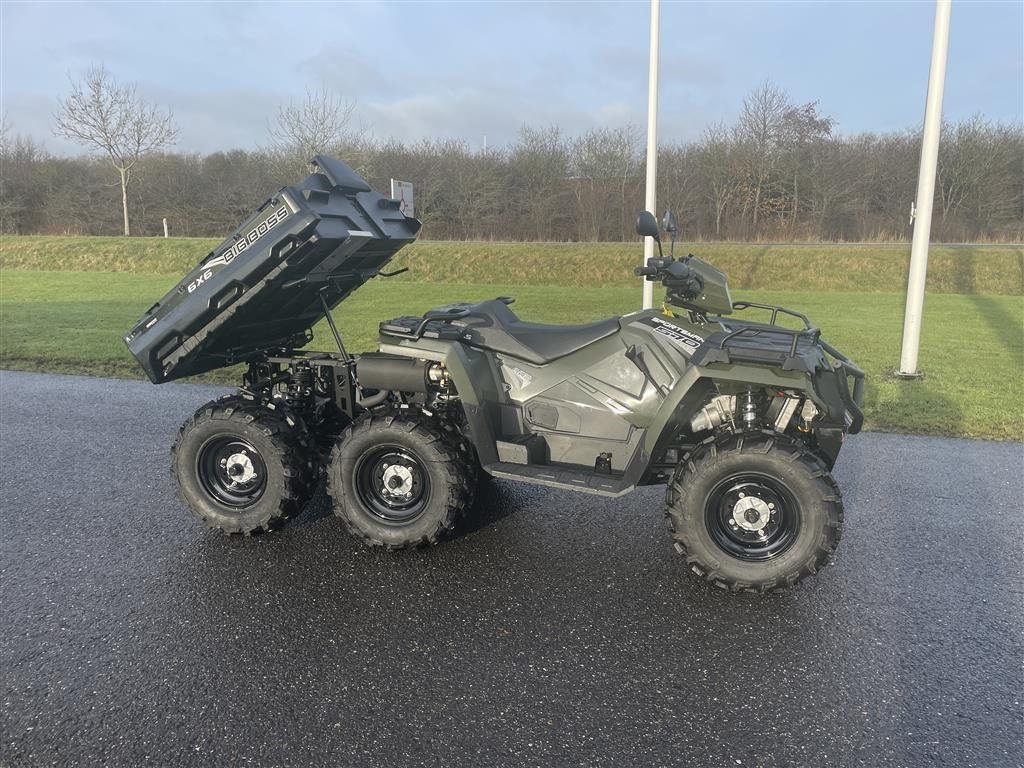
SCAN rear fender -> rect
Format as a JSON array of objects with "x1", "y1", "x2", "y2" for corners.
[{"x1": 378, "y1": 338, "x2": 505, "y2": 464}]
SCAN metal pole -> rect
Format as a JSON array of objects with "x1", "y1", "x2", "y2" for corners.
[
  {"x1": 898, "y1": 0, "x2": 951, "y2": 377},
  {"x1": 162, "y1": 217, "x2": 169, "y2": 238},
  {"x1": 642, "y1": 0, "x2": 660, "y2": 309}
]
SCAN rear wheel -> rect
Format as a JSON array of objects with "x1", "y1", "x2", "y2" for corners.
[
  {"x1": 666, "y1": 432, "x2": 843, "y2": 592},
  {"x1": 171, "y1": 396, "x2": 313, "y2": 534},
  {"x1": 327, "y1": 410, "x2": 473, "y2": 549},
  {"x1": 431, "y1": 411, "x2": 485, "y2": 505}
]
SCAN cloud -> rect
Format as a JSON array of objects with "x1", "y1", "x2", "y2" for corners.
[
  {"x1": 2, "y1": 93, "x2": 67, "y2": 153},
  {"x1": 2, "y1": 0, "x2": 1020, "y2": 156},
  {"x1": 295, "y1": 47, "x2": 402, "y2": 98},
  {"x1": 141, "y1": 87, "x2": 287, "y2": 154},
  {"x1": 363, "y1": 83, "x2": 652, "y2": 149}
]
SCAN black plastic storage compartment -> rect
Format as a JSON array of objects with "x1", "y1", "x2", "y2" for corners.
[{"x1": 124, "y1": 156, "x2": 421, "y2": 383}]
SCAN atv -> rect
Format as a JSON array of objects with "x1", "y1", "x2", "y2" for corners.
[{"x1": 126, "y1": 155, "x2": 864, "y2": 592}]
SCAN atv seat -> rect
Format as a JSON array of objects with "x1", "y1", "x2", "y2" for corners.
[{"x1": 457, "y1": 299, "x2": 620, "y2": 365}]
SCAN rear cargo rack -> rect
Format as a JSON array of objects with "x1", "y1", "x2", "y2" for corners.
[{"x1": 379, "y1": 306, "x2": 470, "y2": 342}]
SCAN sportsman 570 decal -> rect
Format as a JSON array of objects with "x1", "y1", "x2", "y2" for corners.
[{"x1": 639, "y1": 316, "x2": 705, "y2": 356}]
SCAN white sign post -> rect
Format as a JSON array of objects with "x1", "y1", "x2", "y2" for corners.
[{"x1": 390, "y1": 179, "x2": 415, "y2": 218}]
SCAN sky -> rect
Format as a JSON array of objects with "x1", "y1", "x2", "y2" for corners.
[{"x1": 2, "y1": 0, "x2": 1022, "y2": 155}]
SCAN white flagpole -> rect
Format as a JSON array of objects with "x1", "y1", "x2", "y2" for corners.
[
  {"x1": 898, "y1": 0, "x2": 952, "y2": 377},
  {"x1": 642, "y1": 0, "x2": 661, "y2": 309}
]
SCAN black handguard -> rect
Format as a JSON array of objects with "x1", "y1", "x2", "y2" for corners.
[
  {"x1": 661, "y1": 260, "x2": 693, "y2": 282},
  {"x1": 661, "y1": 259, "x2": 704, "y2": 303}
]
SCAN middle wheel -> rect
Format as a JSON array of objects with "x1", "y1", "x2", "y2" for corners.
[{"x1": 327, "y1": 411, "x2": 474, "y2": 549}]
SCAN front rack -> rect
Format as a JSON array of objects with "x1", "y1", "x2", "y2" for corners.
[
  {"x1": 718, "y1": 301, "x2": 821, "y2": 359},
  {"x1": 701, "y1": 300, "x2": 866, "y2": 432}
]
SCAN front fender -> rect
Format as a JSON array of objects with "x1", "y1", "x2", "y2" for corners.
[{"x1": 643, "y1": 362, "x2": 816, "y2": 456}]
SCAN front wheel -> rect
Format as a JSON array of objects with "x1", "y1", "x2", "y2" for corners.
[{"x1": 666, "y1": 432, "x2": 843, "y2": 592}]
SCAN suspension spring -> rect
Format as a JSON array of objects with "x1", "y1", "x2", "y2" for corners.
[
  {"x1": 738, "y1": 389, "x2": 764, "y2": 431},
  {"x1": 286, "y1": 364, "x2": 314, "y2": 408}
]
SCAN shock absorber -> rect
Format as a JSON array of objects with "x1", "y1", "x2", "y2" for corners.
[
  {"x1": 286, "y1": 363, "x2": 314, "y2": 409},
  {"x1": 738, "y1": 388, "x2": 765, "y2": 431}
]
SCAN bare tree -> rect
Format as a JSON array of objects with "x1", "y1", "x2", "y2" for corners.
[
  {"x1": 4, "y1": 84, "x2": 1019, "y2": 242},
  {"x1": 697, "y1": 123, "x2": 743, "y2": 237},
  {"x1": 0, "y1": 121, "x2": 35, "y2": 233},
  {"x1": 656, "y1": 144, "x2": 700, "y2": 235},
  {"x1": 569, "y1": 126, "x2": 641, "y2": 240},
  {"x1": 735, "y1": 81, "x2": 790, "y2": 233},
  {"x1": 511, "y1": 125, "x2": 570, "y2": 239},
  {"x1": 778, "y1": 102, "x2": 834, "y2": 233},
  {"x1": 265, "y1": 88, "x2": 365, "y2": 180},
  {"x1": 54, "y1": 64, "x2": 177, "y2": 236}
]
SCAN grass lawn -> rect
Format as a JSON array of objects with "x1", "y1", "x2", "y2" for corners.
[{"x1": 1, "y1": 269, "x2": 1021, "y2": 440}]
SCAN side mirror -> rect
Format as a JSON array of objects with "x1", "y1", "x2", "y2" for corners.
[{"x1": 636, "y1": 210, "x2": 660, "y2": 239}]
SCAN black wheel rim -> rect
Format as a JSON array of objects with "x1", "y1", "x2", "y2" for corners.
[
  {"x1": 704, "y1": 473, "x2": 801, "y2": 561},
  {"x1": 197, "y1": 436, "x2": 268, "y2": 509},
  {"x1": 354, "y1": 446, "x2": 430, "y2": 523}
]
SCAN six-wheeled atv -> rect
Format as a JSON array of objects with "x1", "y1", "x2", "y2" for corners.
[{"x1": 126, "y1": 156, "x2": 864, "y2": 592}]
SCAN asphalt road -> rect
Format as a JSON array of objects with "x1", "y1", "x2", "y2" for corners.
[{"x1": 1, "y1": 371, "x2": 1021, "y2": 768}]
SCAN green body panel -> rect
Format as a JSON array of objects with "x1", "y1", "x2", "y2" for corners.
[
  {"x1": 365, "y1": 221, "x2": 864, "y2": 491},
  {"x1": 376, "y1": 303, "x2": 853, "y2": 479}
]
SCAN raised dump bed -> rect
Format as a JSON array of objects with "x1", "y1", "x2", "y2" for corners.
[{"x1": 124, "y1": 155, "x2": 421, "y2": 383}]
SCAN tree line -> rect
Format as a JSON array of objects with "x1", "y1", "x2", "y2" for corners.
[{"x1": 1, "y1": 71, "x2": 1021, "y2": 242}]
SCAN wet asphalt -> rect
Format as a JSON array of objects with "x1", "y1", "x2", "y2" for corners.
[{"x1": 0, "y1": 370, "x2": 1021, "y2": 768}]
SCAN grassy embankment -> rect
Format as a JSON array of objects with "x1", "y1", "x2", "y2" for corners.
[
  {"x1": 1, "y1": 235, "x2": 1021, "y2": 440},
  {"x1": 3, "y1": 235, "x2": 1022, "y2": 293}
]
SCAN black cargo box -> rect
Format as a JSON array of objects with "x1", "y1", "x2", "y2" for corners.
[{"x1": 124, "y1": 156, "x2": 421, "y2": 384}]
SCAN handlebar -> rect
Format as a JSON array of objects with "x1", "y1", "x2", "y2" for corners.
[
  {"x1": 635, "y1": 258, "x2": 693, "y2": 281},
  {"x1": 636, "y1": 256, "x2": 701, "y2": 303}
]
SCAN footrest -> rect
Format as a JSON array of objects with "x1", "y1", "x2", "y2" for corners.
[
  {"x1": 483, "y1": 462, "x2": 633, "y2": 498},
  {"x1": 495, "y1": 435, "x2": 548, "y2": 465}
]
